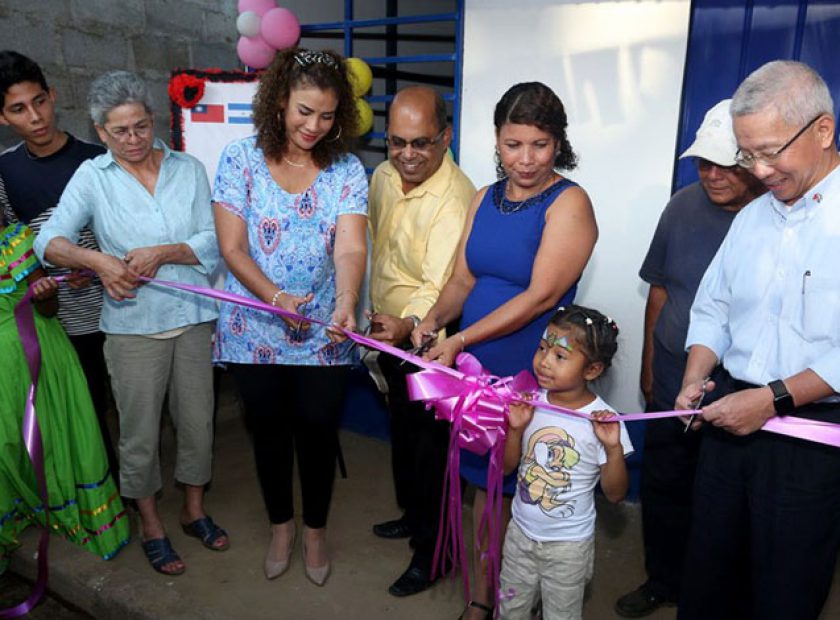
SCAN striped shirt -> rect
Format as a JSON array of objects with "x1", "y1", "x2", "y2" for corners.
[{"x1": 0, "y1": 135, "x2": 104, "y2": 336}]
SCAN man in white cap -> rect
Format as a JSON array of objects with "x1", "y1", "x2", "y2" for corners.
[{"x1": 615, "y1": 99, "x2": 764, "y2": 618}]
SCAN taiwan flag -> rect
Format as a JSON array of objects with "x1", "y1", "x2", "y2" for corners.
[{"x1": 191, "y1": 104, "x2": 224, "y2": 123}]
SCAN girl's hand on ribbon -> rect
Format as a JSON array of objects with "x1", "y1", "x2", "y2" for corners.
[
  {"x1": 30, "y1": 275, "x2": 58, "y2": 301},
  {"x1": 328, "y1": 305, "x2": 356, "y2": 343},
  {"x1": 423, "y1": 334, "x2": 462, "y2": 367},
  {"x1": 508, "y1": 401, "x2": 535, "y2": 432},
  {"x1": 591, "y1": 410, "x2": 621, "y2": 448}
]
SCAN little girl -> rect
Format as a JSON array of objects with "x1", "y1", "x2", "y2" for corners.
[{"x1": 500, "y1": 304, "x2": 633, "y2": 619}]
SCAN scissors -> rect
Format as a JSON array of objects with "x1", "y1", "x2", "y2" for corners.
[
  {"x1": 400, "y1": 333, "x2": 436, "y2": 366},
  {"x1": 684, "y1": 376, "x2": 710, "y2": 433},
  {"x1": 346, "y1": 323, "x2": 374, "y2": 360},
  {"x1": 292, "y1": 301, "x2": 310, "y2": 340}
]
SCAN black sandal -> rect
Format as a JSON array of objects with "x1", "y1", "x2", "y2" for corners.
[
  {"x1": 181, "y1": 515, "x2": 230, "y2": 551},
  {"x1": 458, "y1": 600, "x2": 493, "y2": 619},
  {"x1": 141, "y1": 537, "x2": 186, "y2": 576}
]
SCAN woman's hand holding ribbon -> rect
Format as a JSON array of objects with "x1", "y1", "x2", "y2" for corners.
[
  {"x1": 328, "y1": 304, "x2": 356, "y2": 343},
  {"x1": 423, "y1": 334, "x2": 462, "y2": 367},
  {"x1": 274, "y1": 291, "x2": 313, "y2": 332},
  {"x1": 411, "y1": 316, "x2": 438, "y2": 348}
]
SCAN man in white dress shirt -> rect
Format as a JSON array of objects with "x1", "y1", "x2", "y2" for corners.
[{"x1": 676, "y1": 60, "x2": 840, "y2": 620}]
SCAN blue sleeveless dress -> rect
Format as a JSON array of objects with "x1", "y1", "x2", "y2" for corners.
[{"x1": 460, "y1": 177, "x2": 579, "y2": 494}]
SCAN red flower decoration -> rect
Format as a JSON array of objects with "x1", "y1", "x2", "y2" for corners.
[{"x1": 168, "y1": 74, "x2": 206, "y2": 109}]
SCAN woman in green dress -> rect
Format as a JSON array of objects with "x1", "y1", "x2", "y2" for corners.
[{"x1": 0, "y1": 205, "x2": 129, "y2": 569}]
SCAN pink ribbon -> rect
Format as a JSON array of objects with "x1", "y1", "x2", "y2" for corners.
[
  {"x1": 132, "y1": 275, "x2": 840, "y2": 611},
  {"x1": 9, "y1": 272, "x2": 838, "y2": 617}
]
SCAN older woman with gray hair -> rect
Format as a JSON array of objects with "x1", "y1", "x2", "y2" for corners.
[{"x1": 34, "y1": 70, "x2": 225, "y2": 576}]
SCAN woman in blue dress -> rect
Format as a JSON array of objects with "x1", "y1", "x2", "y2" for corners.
[
  {"x1": 213, "y1": 49, "x2": 367, "y2": 587},
  {"x1": 415, "y1": 82, "x2": 598, "y2": 618}
]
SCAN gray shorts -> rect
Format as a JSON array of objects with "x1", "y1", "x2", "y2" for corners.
[
  {"x1": 103, "y1": 322, "x2": 215, "y2": 499},
  {"x1": 499, "y1": 520, "x2": 594, "y2": 620}
]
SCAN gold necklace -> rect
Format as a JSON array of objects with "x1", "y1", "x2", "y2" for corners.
[{"x1": 283, "y1": 157, "x2": 306, "y2": 168}]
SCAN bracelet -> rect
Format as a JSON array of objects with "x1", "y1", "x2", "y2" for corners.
[
  {"x1": 270, "y1": 289, "x2": 284, "y2": 307},
  {"x1": 457, "y1": 332, "x2": 466, "y2": 352},
  {"x1": 336, "y1": 289, "x2": 359, "y2": 302}
]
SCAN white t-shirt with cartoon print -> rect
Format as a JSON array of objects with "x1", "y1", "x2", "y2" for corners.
[{"x1": 511, "y1": 391, "x2": 634, "y2": 542}]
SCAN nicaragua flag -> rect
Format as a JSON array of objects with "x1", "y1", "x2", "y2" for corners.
[
  {"x1": 190, "y1": 104, "x2": 224, "y2": 123},
  {"x1": 227, "y1": 103, "x2": 253, "y2": 125}
]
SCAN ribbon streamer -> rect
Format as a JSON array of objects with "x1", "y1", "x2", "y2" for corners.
[{"x1": 2, "y1": 284, "x2": 51, "y2": 619}]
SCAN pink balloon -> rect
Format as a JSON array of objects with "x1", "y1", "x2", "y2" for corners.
[
  {"x1": 238, "y1": 0, "x2": 276, "y2": 17},
  {"x1": 237, "y1": 35, "x2": 275, "y2": 69},
  {"x1": 260, "y1": 8, "x2": 301, "y2": 50}
]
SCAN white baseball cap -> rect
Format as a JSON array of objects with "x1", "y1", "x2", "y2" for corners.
[{"x1": 679, "y1": 99, "x2": 737, "y2": 167}]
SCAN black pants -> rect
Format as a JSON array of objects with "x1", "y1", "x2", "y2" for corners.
[
  {"x1": 379, "y1": 352, "x2": 450, "y2": 572},
  {"x1": 638, "y1": 408, "x2": 701, "y2": 601},
  {"x1": 68, "y1": 331, "x2": 119, "y2": 482},
  {"x1": 230, "y1": 364, "x2": 350, "y2": 528},
  {"x1": 679, "y1": 404, "x2": 840, "y2": 620}
]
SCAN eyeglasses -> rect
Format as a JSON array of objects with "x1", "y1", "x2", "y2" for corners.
[
  {"x1": 102, "y1": 118, "x2": 153, "y2": 143},
  {"x1": 734, "y1": 114, "x2": 822, "y2": 169},
  {"x1": 385, "y1": 129, "x2": 445, "y2": 152}
]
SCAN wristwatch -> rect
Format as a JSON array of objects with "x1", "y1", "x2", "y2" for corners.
[
  {"x1": 768, "y1": 379, "x2": 795, "y2": 416},
  {"x1": 406, "y1": 315, "x2": 422, "y2": 329}
]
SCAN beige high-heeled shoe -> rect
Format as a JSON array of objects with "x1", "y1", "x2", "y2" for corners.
[
  {"x1": 264, "y1": 522, "x2": 295, "y2": 580},
  {"x1": 302, "y1": 535, "x2": 331, "y2": 586}
]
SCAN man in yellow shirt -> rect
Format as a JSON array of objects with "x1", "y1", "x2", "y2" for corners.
[{"x1": 367, "y1": 86, "x2": 475, "y2": 597}]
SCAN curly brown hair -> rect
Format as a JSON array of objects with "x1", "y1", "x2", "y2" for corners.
[
  {"x1": 493, "y1": 82, "x2": 578, "y2": 178},
  {"x1": 252, "y1": 47, "x2": 358, "y2": 168}
]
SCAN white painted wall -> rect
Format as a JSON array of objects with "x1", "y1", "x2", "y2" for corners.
[{"x1": 460, "y1": 0, "x2": 691, "y2": 413}]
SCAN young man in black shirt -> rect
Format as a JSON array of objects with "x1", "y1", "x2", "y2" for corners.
[{"x1": 0, "y1": 51, "x2": 118, "y2": 481}]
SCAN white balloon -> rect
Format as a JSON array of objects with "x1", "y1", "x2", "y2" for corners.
[{"x1": 236, "y1": 11, "x2": 261, "y2": 38}]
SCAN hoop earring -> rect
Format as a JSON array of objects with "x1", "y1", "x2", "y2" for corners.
[
  {"x1": 326, "y1": 125, "x2": 342, "y2": 142},
  {"x1": 494, "y1": 147, "x2": 506, "y2": 180}
]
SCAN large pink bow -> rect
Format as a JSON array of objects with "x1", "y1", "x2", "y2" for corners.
[
  {"x1": 406, "y1": 353, "x2": 538, "y2": 609},
  {"x1": 408, "y1": 352, "x2": 538, "y2": 454}
]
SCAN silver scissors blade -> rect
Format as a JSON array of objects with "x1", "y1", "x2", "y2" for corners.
[
  {"x1": 292, "y1": 302, "x2": 309, "y2": 340},
  {"x1": 400, "y1": 335, "x2": 434, "y2": 366},
  {"x1": 684, "y1": 377, "x2": 710, "y2": 433},
  {"x1": 347, "y1": 323, "x2": 373, "y2": 358}
]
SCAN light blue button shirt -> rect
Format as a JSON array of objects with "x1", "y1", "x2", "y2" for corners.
[
  {"x1": 687, "y1": 163, "x2": 840, "y2": 394},
  {"x1": 34, "y1": 139, "x2": 218, "y2": 335}
]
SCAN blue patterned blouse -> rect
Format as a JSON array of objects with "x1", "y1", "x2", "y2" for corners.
[{"x1": 212, "y1": 136, "x2": 368, "y2": 366}]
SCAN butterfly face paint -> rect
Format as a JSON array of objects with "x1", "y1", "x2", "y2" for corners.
[{"x1": 542, "y1": 328, "x2": 573, "y2": 352}]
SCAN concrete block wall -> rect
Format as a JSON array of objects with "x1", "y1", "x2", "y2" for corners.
[{"x1": 0, "y1": 0, "x2": 239, "y2": 149}]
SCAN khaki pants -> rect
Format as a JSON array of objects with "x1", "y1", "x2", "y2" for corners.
[
  {"x1": 103, "y1": 322, "x2": 215, "y2": 499},
  {"x1": 499, "y1": 520, "x2": 594, "y2": 620}
]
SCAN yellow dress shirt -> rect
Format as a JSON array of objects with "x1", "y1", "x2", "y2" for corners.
[{"x1": 368, "y1": 155, "x2": 476, "y2": 319}]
